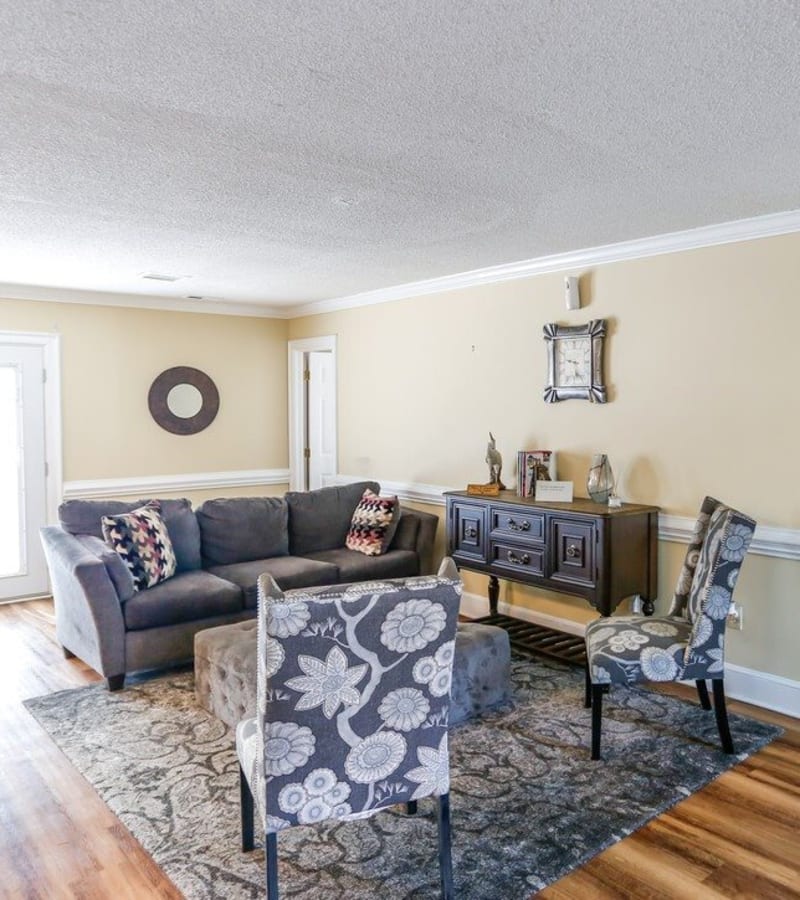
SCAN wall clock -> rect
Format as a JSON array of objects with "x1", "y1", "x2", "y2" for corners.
[{"x1": 543, "y1": 319, "x2": 607, "y2": 403}]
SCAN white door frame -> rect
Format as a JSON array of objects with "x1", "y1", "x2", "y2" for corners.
[
  {"x1": 287, "y1": 335, "x2": 337, "y2": 491},
  {"x1": 0, "y1": 331, "x2": 62, "y2": 527}
]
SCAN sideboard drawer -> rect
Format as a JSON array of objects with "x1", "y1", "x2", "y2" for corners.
[
  {"x1": 550, "y1": 518, "x2": 596, "y2": 586},
  {"x1": 490, "y1": 507, "x2": 545, "y2": 542},
  {"x1": 490, "y1": 540, "x2": 545, "y2": 577}
]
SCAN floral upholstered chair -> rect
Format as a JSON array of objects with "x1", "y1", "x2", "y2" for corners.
[
  {"x1": 236, "y1": 559, "x2": 462, "y2": 899},
  {"x1": 584, "y1": 497, "x2": 756, "y2": 760}
]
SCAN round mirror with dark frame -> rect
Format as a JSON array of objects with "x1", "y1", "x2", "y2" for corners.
[{"x1": 148, "y1": 366, "x2": 220, "y2": 435}]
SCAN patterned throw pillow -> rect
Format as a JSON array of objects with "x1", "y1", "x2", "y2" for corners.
[
  {"x1": 345, "y1": 489, "x2": 399, "y2": 556},
  {"x1": 102, "y1": 501, "x2": 177, "y2": 591}
]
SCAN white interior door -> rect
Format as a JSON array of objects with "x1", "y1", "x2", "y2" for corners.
[
  {"x1": 288, "y1": 335, "x2": 337, "y2": 492},
  {"x1": 307, "y1": 350, "x2": 336, "y2": 490},
  {"x1": 0, "y1": 344, "x2": 49, "y2": 600}
]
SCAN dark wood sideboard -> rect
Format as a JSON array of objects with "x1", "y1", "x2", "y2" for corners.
[{"x1": 445, "y1": 491, "x2": 660, "y2": 663}]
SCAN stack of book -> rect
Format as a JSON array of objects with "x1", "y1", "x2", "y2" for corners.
[{"x1": 516, "y1": 450, "x2": 557, "y2": 497}]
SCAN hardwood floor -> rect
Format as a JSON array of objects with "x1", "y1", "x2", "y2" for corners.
[
  {"x1": 0, "y1": 599, "x2": 182, "y2": 900},
  {"x1": 1, "y1": 599, "x2": 798, "y2": 899}
]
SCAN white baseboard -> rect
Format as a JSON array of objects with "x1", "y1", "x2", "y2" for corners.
[
  {"x1": 459, "y1": 590, "x2": 586, "y2": 637},
  {"x1": 460, "y1": 591, "x2": 799, "y2": 718},
  {"x1": 725, "y1": 663, "x2": 800, "y2": 719},
  {"x1": 63, "y1": 468, "x2": 290, "y2": 499}
]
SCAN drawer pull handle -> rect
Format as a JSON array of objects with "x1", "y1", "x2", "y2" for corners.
[
  {"x1": 566, "y1": 544, "x2": 580, "y2": 559},
  {"x1": 464, "y1": 525, "x2": 478, "y2": 538},
  {"x1": 508, "y1": 518, "x2": 531, "y2": 532},
  {"x1": 507, "y1": 551, "x2": 530, "y2": 565}
]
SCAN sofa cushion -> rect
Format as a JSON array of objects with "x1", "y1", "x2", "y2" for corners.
[
  {"x1": 59, "y1": 498, "x2": 201, "y2": 572},
  {"x1": 387, "y1": 510, "x2": 420, "y2": 551},
  {"x1": 102, "y1": 502, "x2": 177, "y2": 591},
  {"x1": 76, "y1": 535, "x2": 136, "y2": 603},
  {"x1": 345, "y1": 489, "x2": 400, "y2": 556},
  {"x1": 286, "y1": 481, "x2": 379, "y2": 555},
  {"x1": 123, "y1": 570, "x2": 244, "y2": 631},
  {"x1": 159, "y1": 499, "x2": 202, "y2": 572},
  {"x1": 197, "y1": 497, "x2": 289, "y2": 566},
  {"x1": 60, "y1": 499, "x2": 139, "y2": 538},
  {"x1": 208, "y1": 557, "x2": 340, "y2": 609},
  {"x1": 303, "y1": 548, "x2": 419, "y2": 582}
]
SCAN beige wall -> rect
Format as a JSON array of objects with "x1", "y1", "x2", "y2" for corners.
[
  {"x1": 0, "y1": 297, "x2": 289, "y2": 483},
  {"x1": 3, "y1": 234, "x2": 798, "y2": 682},
  {"x1": 288, "y1": 234, "x2": 800, "y2": 681}
]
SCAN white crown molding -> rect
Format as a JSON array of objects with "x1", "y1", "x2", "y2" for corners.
[
  {"x1": 290, "y1": 208, "x2": 800, "y2": 318},
  {"x1": 4, "y1": 210, "x2": 800, "y2": 320},
  {"x1": 326, "y1": 474, "x2": 799, "y2": 561},
  {"x1": 62, "y1": 468, "x2": 290, "y2": 500},
  {"x1": 0, "y1": 282, "x2": 286, "y2": 319},
  {"x1": 459, "y1": 592, "x2": 799, "y2": 716}
]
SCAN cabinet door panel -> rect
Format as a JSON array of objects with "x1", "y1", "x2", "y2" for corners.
[
  {"x1": 450, "y1": 501, "x2": 488, "y2": 563},
  {"x1": 550, "y1": 518, "x2": 596, "y2": 586}
]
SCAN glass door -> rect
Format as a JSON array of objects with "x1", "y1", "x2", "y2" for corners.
[{"x1": 0, "y1": 344, "x2": 48, "y2": 600}]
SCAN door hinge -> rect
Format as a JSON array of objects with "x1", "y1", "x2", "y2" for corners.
[
  {"x1": 303, "y1": 447, "x2": 311, "y2": 459},
  {"x1": 42, "y1": 368, "x2": 47, "y2": 383},
  {"x1": 303, "y1": 368, "x2": 311, "y2": 382},
  {"x1": 45, "y1": 461, "x2": 49, "y2": 477}
]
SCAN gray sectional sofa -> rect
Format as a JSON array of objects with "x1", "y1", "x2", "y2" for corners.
[{"x1": 40, "y1": 481, "x2": 438, "y2": 690}]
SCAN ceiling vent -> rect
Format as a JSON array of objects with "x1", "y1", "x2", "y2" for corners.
[{"x1": 141, "y1": 272, "x2": 184, "y2": 282}]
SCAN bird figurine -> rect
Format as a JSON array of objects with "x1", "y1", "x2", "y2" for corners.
[{"x1": 485, "y1": 432, "x2": 506, "y2": 489}]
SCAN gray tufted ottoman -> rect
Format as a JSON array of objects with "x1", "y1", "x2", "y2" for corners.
[{"x1": 194, "y1": 619, "x2": 511, "y2": 729}]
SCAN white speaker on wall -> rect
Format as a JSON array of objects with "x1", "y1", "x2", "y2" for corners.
[{"x1": 565, "y1": 275, "x2": 581, "y2": 310}]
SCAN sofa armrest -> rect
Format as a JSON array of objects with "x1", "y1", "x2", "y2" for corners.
[
  {"x1": 389, "y1": 507, "x2": 439, "y2": 574},
  {"x1": 40, "y1": 526, "x2": 126, "y2": 678}
]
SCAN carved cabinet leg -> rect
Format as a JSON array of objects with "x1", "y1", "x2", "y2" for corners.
[{"x1": 488, "y1": 575, "x2": 499, "y2": 616}]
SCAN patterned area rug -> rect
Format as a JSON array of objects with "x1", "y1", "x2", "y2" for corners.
[{"x1": 25, "y1": 657, "x2": 780, "y2": 899}]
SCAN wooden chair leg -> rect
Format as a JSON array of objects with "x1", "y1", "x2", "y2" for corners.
[
  {"x1": 591, "y1": 684, "x2": 604, "y2": 760},
  {"x1": 239, "y1": 764, "x2": 254, "y2": 852},
  {"x1": 711, "y1": 678, "x2": 735, "y2": 754},
  {"x1": 436, "y1": 793, "x2": 454, "y2": 900},
  {"x1": 584, "y1": 664, "x2": 592, "y2": 709},
  {"x1": 266, "y1": 832, "x2": 279, "y2": 900},
  {"x1": 695, "y1": 679, "x2": 711, "y2": 710},
  {"x1": 406, "y1": 800, "x2": 418, "y2": 815}
]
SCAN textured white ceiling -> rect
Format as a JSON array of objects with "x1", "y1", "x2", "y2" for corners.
[{"x1": 1, "y1": 1, "x2": 799, "y2": 311}]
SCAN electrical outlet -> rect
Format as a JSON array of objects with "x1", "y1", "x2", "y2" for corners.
[{"x1": 726, "y1": 602, "x2": 743, "y2": 630}]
